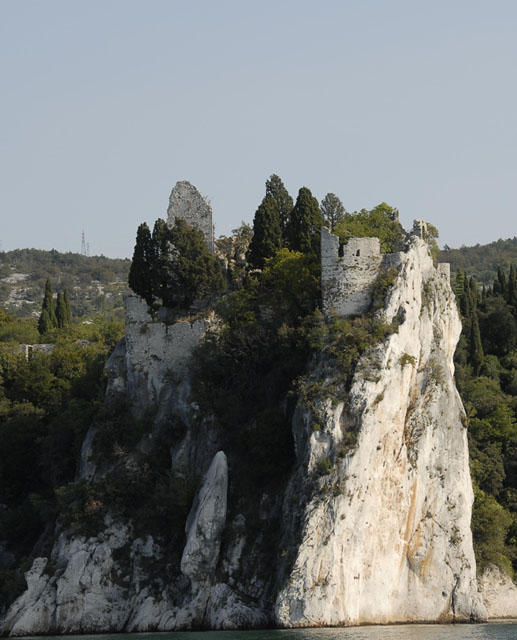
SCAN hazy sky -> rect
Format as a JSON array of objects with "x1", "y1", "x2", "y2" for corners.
[{"x1": 2, "y1": 0, "x2": 517, "y2": 258}]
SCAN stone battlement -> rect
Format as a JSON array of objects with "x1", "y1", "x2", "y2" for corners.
[
  {"x1": 321, "y1": 229, "x2": 385, "y2": 317},
  {"x1": 321, "y1": 219, "x2": 450, "y2": 317}
]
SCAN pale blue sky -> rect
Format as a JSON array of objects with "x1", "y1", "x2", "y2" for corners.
[{"x1": 1, "y1": 0, "x2": 517, "y2": 258}]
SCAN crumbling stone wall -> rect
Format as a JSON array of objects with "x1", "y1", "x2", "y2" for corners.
[
  {"x1": 167, "y1": 181, "x2": 214, "y2": 253},
  {"x1": 321, "y1": 219, "x2": 448, "y2": 317},
  {"x1": 115, "y1": 295, "x2": 206, "y2": 411},
  {"x1": 321, "y1": 229, "x2": 384, "y2": 316}
]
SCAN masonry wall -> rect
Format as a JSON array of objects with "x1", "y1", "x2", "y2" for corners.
[
  {"x1": 321, "y1": 228, "x2": 384, "y2": 316},
  {"x1": 167, "y1": 181, "x2": 214, "y2": 253},
  {"x1": 121, "y1": 295, "x2": 206, "y2": 408},
  {"x1": 321, "y1": 224, "x2": 450, "y2": 318}
]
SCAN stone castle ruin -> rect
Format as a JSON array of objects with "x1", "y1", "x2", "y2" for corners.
[
  {"x1": 321, "y1": 219, "x2": 451, "y2": 317},
  {"x1": 167, "y1": 181, "x2": 215, "y2": 253},
  {"x1": 164, "y1": 182, "x2": 452, "y2": 321}
]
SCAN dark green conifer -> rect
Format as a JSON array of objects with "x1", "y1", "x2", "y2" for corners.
[
  {"x1": 161, "y1": 219, "x2": 225, "y2": 308},
  {"x1": 265, "y1": 174, "x2": 293, "y2": 240},
  {"x1": 469, "y1": 277, "x2": 479, "y2": 308},
  {"x1": 286, "y1": 187, "x2": 325, "y2": 257},
  {"x1": 38, "y1": 309, "x2": 53, "y2": 336},
  {"x1": 38, "y1": 278, "x2": 57, "y2": 335},
  {"x1": 246, "y1": 195, "x2": 283, "y2": 269},
  {"x1": 461, "y1": 277, "x2": 473, "y2": 320},
  {"x1": 55, "y1": 291, "x2": 67, "y2": 329},
  {"x1": 63, "y1": 289, "x2": 73, "y2": 325},
  {"x1": 508, "y1": 265, "x2": 516, "y2": 306},
  {"x1": 470, "y1": 312, "x2": 484, "y2": 375},
  {"x1": 494, "y1": 266, "x2": 507, "y2": 297},
  {"x1": 151, "y1": 218, "x2": 171, "y2": 304},
  {"x1": 128, "y1": 222, "x2": 155, "y2": 307}
]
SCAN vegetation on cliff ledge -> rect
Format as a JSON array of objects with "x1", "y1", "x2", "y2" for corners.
[{"x1": 454, "y1": 266, "x2": 517, "y2": 577}]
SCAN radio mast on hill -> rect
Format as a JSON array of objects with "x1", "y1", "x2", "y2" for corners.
[{"x1": 81, "y1": 231, "x2": 89, "y2": 256}]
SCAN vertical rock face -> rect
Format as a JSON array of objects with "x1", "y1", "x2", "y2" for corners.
[
  {"x1": 275, "y1": 236, "x2": 487, "y2": 626},
  {"x1": 479, "y1": 565, "x2": 517, "y2": 618},
  {"x1": 181, "y1": 451, "x2": 228, "y2": 585},
  {"x1": 167, "y1": 181, "x2": 214, "y2": 253}
]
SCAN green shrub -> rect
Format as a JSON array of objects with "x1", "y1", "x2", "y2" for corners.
[
  {"x1": 400, "y1": 353, "x2": 416, "y2": 367},
  {"x1": 316, "y1": 457, "x2": 332, "y2": 476}
]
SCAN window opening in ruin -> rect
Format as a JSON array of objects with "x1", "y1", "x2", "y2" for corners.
[{"x1": 356, "y1": 250, "x2": 361, "y2": 257}]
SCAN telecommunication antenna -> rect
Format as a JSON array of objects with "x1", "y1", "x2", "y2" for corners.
[{"x1": 81, "y1": 230, "x2": 87, "y2": 256}]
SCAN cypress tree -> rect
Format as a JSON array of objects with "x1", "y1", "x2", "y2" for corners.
[
  {"x1": 286, "y1": 187, "x2": 325, "y2": 257},
  {"x1": 470, "y1": 311, "x2": 484, "y2": 375},
  {"x1": 469, "y1": 277, "x2": 479, "y2": 309},
  {"x1": 38, "y1": 278, "x2": 57, "y2": 335},
  {"x1": 63, "y1": 289, "x2": 73, "y2": 325},
  {"x1": 461, "y1": 277, "x2": 473, "y2": 320},
  {"x1": 320, "y1": 192, "x2": 346, "y2": 231},
  {"x1": 55, "y1": 291, "x2": 67, "y2": 329},
  {"x1": 265, "y1": 174, "x2": 293, "y2": 240},
  {"x1": 151, "y1": 218, "x2": 171, "y2": 304},
  {"x1": 496, "y1": 266, "x2": 507, "y2": 298},
  {"x1": 128, "y1": 222, "x2": 155, "y2": 307},
  {"x1": 161, "y1": 219, "x2": 225, "y2": 308},
  {"x1": 38, "y1": 309, "x2": 53, "y2": 336},
  {"x1": 454, "y1": 269, "x2": 466, "y2": 306},
  {"x1": 246, "y1": 195, "x2": 283, "y2": 269},
  {"x1": 508, "y1": 265, "x2": 516, "y2": 306}
]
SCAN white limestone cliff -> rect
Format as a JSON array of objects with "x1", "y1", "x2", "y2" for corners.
[
  {"x1": 479, "y1": 565, "x2": 517, "y2": 618},
  {"x1": 181, "y1": 451, "x2": 228, "y2": 585},
  {"x1": 3, "y1": 228, "x2": 513, "y2": 634},
  {"x1": 275, "y1": 236, "x2": 487, "y2": 626}
]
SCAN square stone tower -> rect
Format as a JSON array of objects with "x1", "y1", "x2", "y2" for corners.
[{"x1": 321, "y1": 227, "x2": 384, "y2": 317}]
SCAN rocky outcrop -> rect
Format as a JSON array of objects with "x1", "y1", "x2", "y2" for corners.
[
  {"x1": 1, "y1": 230, "x2": 499, "y2": 634},
  {"x1": 479, "y1": 565, "x2": 517, "y2": 618},
  {"x1": 181, "y1": 451, "x2": 228, "y2": 585},
  {"x1": 275, "y1": 236, "x2": 486, "y2": 626},
  {"x1": 1, "y1": 521, "x2": 138, "y2": 636},
  {"x1": 167, "y1": 181, "x2": 214, "y2": 253}
]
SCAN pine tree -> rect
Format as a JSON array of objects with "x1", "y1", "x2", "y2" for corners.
[
  {"x1": 63, "y1": 289, "x2": 73, "y2": 325},
  {"x1": 128, "y1": 222, "x2": 155, "y2": 307},
  {"x1": 246, "y1": 195, "x2": 283, "y2": 269},
  {"x1": 265, "y1": 174, "x2": 293, "y2": 240},
  {"x1": 286, "y1": 187, "x2": 325, "y2": 257},
  {"x1": 320, "y1": 193, "x2": 345, "y2": 231},
  {"x1": 38, "y1": 278, "x2": 57, "y2": 335},
  {"x1": 55, "y1": 291, "x2": 67, "y2": 329}
]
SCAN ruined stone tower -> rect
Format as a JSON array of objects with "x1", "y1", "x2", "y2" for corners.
[
  {"x1": 167, "y1": 181, "x2": 214, "y2": 253},
  {"x1": 321, "y1": 219, "x2": 448, "y2": 317}
]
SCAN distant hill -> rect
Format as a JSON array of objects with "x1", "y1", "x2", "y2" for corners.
[
  {"x1": 438, "y1": 237, "x2": 517, "y2": 284},
  {"x1": 0, "y1": 248, "x2": 130, "y2": 319}
]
